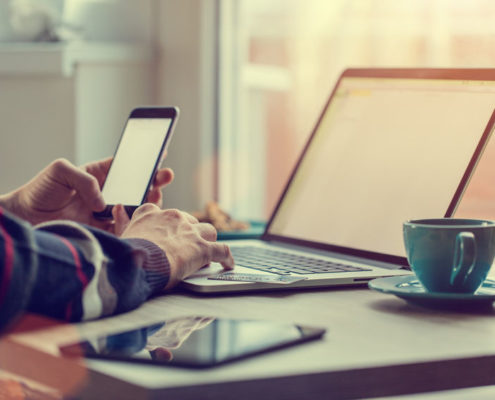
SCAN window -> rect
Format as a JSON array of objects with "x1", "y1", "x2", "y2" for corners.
[{"x1": 218, "y1": 0, "x2": 495, "y2": 221}]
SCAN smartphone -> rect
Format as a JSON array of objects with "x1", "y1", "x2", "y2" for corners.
[
  {"x1": 94, "y1": 107, "x2": 179, "y2": 219},
  {"x1": 59, "y1": 316, "x2": 326, "y2": 369}
]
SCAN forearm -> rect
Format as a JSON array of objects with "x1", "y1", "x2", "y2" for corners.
[
  {"x1": 0, "y1": 208, "x2": 170, "y2": 333},
  {"x1": 30, "y1": 221, "x2": 170, "y2": 321},
  {"x1": 0, "y1": 207, "x2": 38, "y2": 332}
]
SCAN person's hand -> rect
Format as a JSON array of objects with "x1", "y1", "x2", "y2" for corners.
[
  {"x1": 146, "y1": 316, "x2": 215, "y2": 350},
  {"x1": 0, "y1": 158, "x2": 174, "y2": 233},
  {"x1": 118, "y1": 204, "x2": 234, "y2": 289},
  {"x1": 146, "y1": 316, "x2": 216, "y2": 361}
]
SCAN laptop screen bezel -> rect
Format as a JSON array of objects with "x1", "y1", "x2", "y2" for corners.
[{"x1": 262, "y1": 68, "x2": 495, "y2": 267}]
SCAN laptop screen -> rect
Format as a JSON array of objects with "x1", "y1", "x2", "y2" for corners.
[{"x1": 267, "y1": 69, "x2": 495, "y2": 261}]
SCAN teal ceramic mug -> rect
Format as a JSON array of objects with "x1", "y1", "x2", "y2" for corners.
[{"x1": 403, "y1": 218, "x2": 495, "y2": 293}]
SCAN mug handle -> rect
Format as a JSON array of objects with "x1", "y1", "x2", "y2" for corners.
[{"x1": 450, "y1": 232, "x2": 476, "y2": 288}]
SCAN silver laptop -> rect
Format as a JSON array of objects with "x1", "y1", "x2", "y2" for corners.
[{"x1": 182, "y1": 68, "x2": 495, "y2": 294}]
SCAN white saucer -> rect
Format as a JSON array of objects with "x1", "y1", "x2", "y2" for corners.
[{"x1": 368, "y1": 275, "x2": 495, "y2": 309}]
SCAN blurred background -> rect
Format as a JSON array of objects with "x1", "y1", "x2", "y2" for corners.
[{"x1": 1, "y1": 0, "x2": 495, "y2": 221}]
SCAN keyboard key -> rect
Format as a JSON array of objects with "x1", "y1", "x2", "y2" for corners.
[{"x1": 231, "y1": 246, "x2": 371, "y2": 275}]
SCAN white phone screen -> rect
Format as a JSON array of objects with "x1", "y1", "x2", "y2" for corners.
[{"x1": 102, "y1": 118, "x2": 173, "y2": 205}]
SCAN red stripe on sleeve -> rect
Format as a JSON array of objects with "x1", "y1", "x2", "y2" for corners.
[
  {"x1": 0, "y1": 208, "x2": 14, "y2": 308},
  {"x1": 65, "y1": 301, "x2": 73, "y2": 321},
  {"x1": 57, "y1": 236, "x2": 88, "y2": 320},
  {"x1": 58, "y1": 236, "x2": 88, "y2": 287}
]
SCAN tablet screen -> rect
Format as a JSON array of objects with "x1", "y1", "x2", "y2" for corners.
[{"x1": 59, "y1": 316, "x2": 326, "y2": 368}]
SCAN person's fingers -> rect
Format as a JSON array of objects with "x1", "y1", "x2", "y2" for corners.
[
  {"x1": 51, "y1": 159, "x2": 105, "y2": 211},
  {"x1": 145, "y1": 168, "x2": 174, "y2": 207},
  {"x1": 208, "y1": 242, "x2": 235, "y2": 270},
  {"x1": 150, "y1": 347, "x2": 173, "y2": 362},
  {"x1": 90, "y1": 218, "x2": 114, "y2": 233},
  {"x1": 153, "y1": 168, "x2": 174, "y2": 188},
  {"x1": 146, "y1": 187, "x2": 163, "y2": 207},
  {"x1": 82, "y1": 157, "x2": 113, "y2": 187},
  {"x1": 112, "y1": 204, "x2": 130, "y2": 236},
  {"x1": 196, "y1": 223, "x2": 217, "y2": 242},
  {"x1": 182, "y1": 211, "x2": 199, "y2": 224},
  {"x1": 133, "y1": 203, "x2": 160, "y2": 217}
]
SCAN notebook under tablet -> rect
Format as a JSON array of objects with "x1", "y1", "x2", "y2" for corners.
[{"x1": 182, "y1": 68, "x2": 495, "y2": 294}]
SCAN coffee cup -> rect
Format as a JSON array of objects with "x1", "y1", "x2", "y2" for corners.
[{"x1": 403, "y1": 218, "x2": 495, "y2": 293}]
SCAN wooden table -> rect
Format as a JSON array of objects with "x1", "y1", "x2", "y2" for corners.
[{"x1": 4, "y1": 280, "x2": 495, "y2": 399}]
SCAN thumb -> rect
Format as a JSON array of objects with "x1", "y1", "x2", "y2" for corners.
[
  {"x1": 112, "y1": 204, "x2": 130, "y2": 236},
  {"x1": 51, "y1": 159, "x2": 105, "y2": 211}
]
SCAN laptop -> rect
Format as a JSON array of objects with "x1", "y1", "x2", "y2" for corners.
[{"x1": 182, "y1": 68, "x2": 495, "y2": 294}]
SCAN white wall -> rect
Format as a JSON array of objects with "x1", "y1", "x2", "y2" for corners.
[
  {"x1": 75, "y1": 63, "x2": 154, "y2": 165},
  {"x1": 0, "y1": 51, "x2": 153, "y2": 194},
  {"x1": 152, "y1": 0, "x2": 217, "y2": 212},
  {"x1": 0, "y1": 1, "x2": 213, "y2": 213},
  {"x1": 0, "y1": 76, "x2": 75, "y2": 192}
]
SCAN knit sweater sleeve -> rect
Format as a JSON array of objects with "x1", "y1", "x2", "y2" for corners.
[{"x1": 0, "y1": 207, "x2": 170, "y2": 333}]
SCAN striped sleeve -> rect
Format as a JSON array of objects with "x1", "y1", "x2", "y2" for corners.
[
  {"x1": 0, "y1": 208, "x2": 171, "y2": 333},
  {"x1": 0, "y1": 208, "x2": 38, "y2": 332}
]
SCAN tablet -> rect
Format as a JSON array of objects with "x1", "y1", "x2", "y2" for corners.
[{"x1": 59, "y1": 316, "x2": 326, "y2": 369}]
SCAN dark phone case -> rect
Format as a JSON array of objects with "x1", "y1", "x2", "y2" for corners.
[{"x1": 93, "y1": 205, "x2": 138, "y2": 220}]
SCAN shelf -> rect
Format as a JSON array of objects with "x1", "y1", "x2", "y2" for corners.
[{"x1": 0, "y1": 41, "x2": 153, "y2": 77}]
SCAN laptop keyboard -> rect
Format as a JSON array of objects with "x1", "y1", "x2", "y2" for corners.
[{"x1": 230, "y1": 246, "x2": 372, "y2": 275}]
